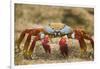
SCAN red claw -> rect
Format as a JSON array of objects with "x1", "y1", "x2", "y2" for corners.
[
  {"x1": 41, "y1": 35, "x2": 51, "y2": 54},
  {"x1": 59, "y1": 36, "x2": 69, "y2": 57}
]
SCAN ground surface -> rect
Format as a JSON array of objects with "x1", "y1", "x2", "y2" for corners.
[{"x1": 15, "y1": 38, "x2": 94, "y2": 65}]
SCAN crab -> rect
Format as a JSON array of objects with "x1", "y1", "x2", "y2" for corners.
[{"x1": 16, "y1": 23, "x2": 94, "y2": 59}]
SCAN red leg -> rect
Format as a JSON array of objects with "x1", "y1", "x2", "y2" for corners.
[
  {"x1": 74, "y1": 29, "x2": 94, "y2": 50},
  {"x1": 27, "y1": 35, "x2": 40, "y2": 59},
  {"x1": 78, "y1": 38, "x2": 87, "y2": 52},
  {"x1": 17, "y1": 28, "x2": 44, "y2": 59},
  {"x1": 74, "y1": 29, "x2": 87, "y2": 53},
  {"x1": 16, "y1": 29, "x2": 32, "y2": 52},
  {"x1": 23, "y1": 29, "x2": 43, "y2": 54},
  {"x1": 27, "y1": 40, "x2": 36, "y2": 59},
  {"x1": 83, "y1": 34, "x2": 94, "y2": 50},
  {"x1": 23, "y1": 33, "x2": 32, "y2": 58},
  {"x1": 17, "y1": 30, "x2": 26, "y2": 51}
]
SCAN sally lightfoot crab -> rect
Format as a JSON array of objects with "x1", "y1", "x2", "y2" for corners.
[{"x1": 16, "y1": 23, "x2": 94, "y2": 59}]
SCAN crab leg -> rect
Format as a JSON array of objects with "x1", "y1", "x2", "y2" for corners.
[
  {"x1": 23, "y1": 32, "x2": 32, "y2": 58},
  {"x1": 83, "y1": 34, "x2": 94, "y2": 50},
  {"x1": 17, "y1": 29, "x2": 32, "y2": 52},
  {"x1": 78, "y1": 38, "x2": 87, "y2": 53},
  {"x1": 28, "y1": 40, "x2": 36, "y2": 58},
  {"x1": 27, "y1": 35, "x2": 40, "y2": 59},
  {"x1": 74, "y1": 29, "x2": 88, "y2": 52}
]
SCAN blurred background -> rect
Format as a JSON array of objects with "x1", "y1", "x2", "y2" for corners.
[{"x1": 15, "y1": 4, "x2": 94, "y2": 35}]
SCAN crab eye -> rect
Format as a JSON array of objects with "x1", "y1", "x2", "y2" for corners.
[{"x1": 58, "y1": 32, "x2": 60, "y2": 36}]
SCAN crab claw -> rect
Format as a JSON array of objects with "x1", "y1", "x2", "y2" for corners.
[
  {"x1": 59, "y1": 35, "x2": 69, "y2": 57},
  {"x1": 41, "y1": 35, "x2": 51, "y2": 54}
]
